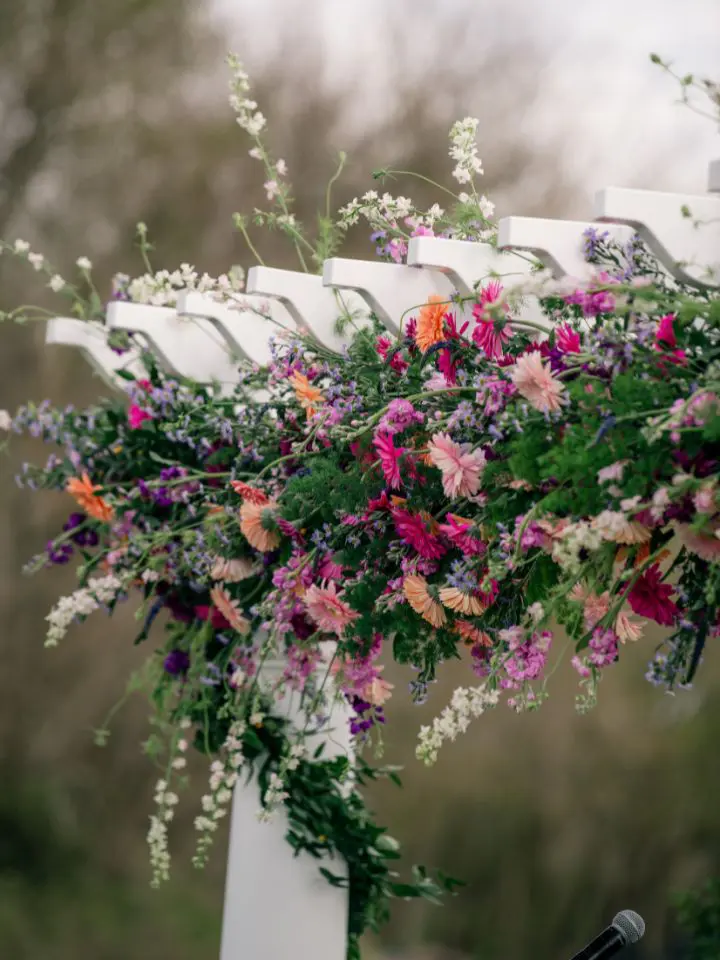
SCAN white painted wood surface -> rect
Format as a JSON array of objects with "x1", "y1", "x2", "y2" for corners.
[
  {"x1": 45, "y1": 317, "x2": 145, "y2": 390},
  {"x1": 247, "y1": 266, "x2": 370, "y2": 353},
  {"x1": 177, "y1": 291, "x2": 296, "y2": 367},
  {"x1": 595, "y1": 186, "x2": 720, "y2": 288},
  {"x1": 105, "y1": 301, "x2": 241, "y2": 391},
  {"x1": 497, "y1": 217, "x2": 635, "y2": 280},
  {"x1": 323, "y1": 257, "x2": 453, "y2": 335}
]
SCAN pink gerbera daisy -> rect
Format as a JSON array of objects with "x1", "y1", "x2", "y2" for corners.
[
  {"x1": 392, "y1": 507, "x2": 447, "y2": 559},
  {"x1": 471, "y1": 280, "x2": 512, "y2": 359},
  {"x1": 373, "y1": 430, "x2": 405, "y2": 489},
  {"x1": 304, "y1": 582, "x2": 359, "y2": 636},
  {"x1": 427, "y1": 432, "x2": 486, "y2": 498},
  {"x1": 509, "y1": 351, "x2": 566, "y2": 413},
  {"x1": 555, "y1": 323, "x2": 581, "y2": 354}
]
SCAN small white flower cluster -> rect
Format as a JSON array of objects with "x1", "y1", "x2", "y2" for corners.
[
  {"x1": 193, "y1": 720, "x2": 246, "y2": 868},
  {"x1": 257, "y1": 740, "x2": 304, "y2": 823},
  {"x1": 416, "y1": 684, "x2": 500, "y2": 765},
  {"x1": 121, "y1": 263, "x2": 245, "y2": 307},
  {"x1": 227, "y1": 53, "x2": 266, "y2": 137},
  {"x1": 339, "y1": 190, "x2": 431, "y2": 231},
  {"x1": 0, "y1": 410, "x2": 12, "y2": 431},
  {"x1": 148, "y1": 777, "x2": 180, "y2": 887},
  {"x1": 258, "y1": 772, "x2": 289, "y2": 822},
  {"x1": 449, "y1": 117, "x2": 484, "y2": 184},
  {"x1": 4, "y1": 238, "x2": 63, "y2": 285},
  {"x1": 551, "y1": 521, "x2": 603, "y2": 574},
  {"x1": 45, "y1": 573, "x2": 125, "y2": 647},
  {"x1": 592, "y1": 509, "x2": 630, "y2": 540}
]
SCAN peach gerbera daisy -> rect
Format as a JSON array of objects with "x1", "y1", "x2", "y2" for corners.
[
  {"x1": 615, "y1": 611, "x2": 643, "y2": 643},
  {"x1": 210, "y1": 586, "x2": 250, "y2": 635},
  {"x1": 675, "y1": 521, "x2": 720, "y2": 561},
  {"x1": 363, "y1": 676, "x2": 394, "y2": 706},
  {"x1": 509, "y1": 351, "x2": 566, "y2": 413},
  {"x1": 414, "y1": 296, "x2": 448, "y2": 353},
  {"x1": 66, "y1": 473, "x2": 114, "y2": 522},
  {"x1": 403, "y1": 575, "x2": 447, "y2": 628},
  {"x1": 454, "y1": 620, "x2": 493, "y2": 647},
  {"x1": 288, "y1": 370, "x2": 325, "y2": 417},
  {"x1": 304, "y1": 582, "x2": 359, "y2": 636},
  {"x1": 210, "y1": 556, "x2": 259, "y2": 582},
  {"x1": 239, "y1": 500, "x2": 281, "y2": 552},
  {"x1": 439, "y1": 586, "x2": 486, "y2": 616}
]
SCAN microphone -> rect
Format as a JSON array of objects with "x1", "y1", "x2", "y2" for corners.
[{"x1": 569, "y1": 910, "x2": 646, "y2": 960}]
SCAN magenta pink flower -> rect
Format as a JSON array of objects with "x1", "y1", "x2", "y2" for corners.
[
  {"x1": 304, "y1": 582, "x2": 358, "y2": 636},
  {"x1": 509, "y1": 351, "x2": 565, "y2": 413},
  {"x1": 556, "y1": 323, "x2": 581, "y2": 354},
  {"x1": 654, "y1": 313, "x2": 686, "y2": 366},
  {"x1": 373, "y1": 430, "x2": 405, "y2": 489},
  {"x1": 656, "y1": 313, "x2": 677, "y2": 349},
  {"x1": 427, "y1": 432, "x2": 485, "y2": 498},
  {"x1": 471, "y1": 280, "x2": 512, "y2": 359},
  {"x1": 317, "y1": 555, "x2": 344, "y2": 580},
  {"x1": 437, "y1": 514, "x2": 486, "y2": 555},
  {"x1": 128, "y1": 405, "x2": 152, "y2": 429},
  {"x1": 627, "y1": 564, "x2": 678, "y2": 627},
  {"x1": 392, "y1": 508, "x2": 447, "y2": 559}
]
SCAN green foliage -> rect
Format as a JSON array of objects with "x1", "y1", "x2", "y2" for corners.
[{"x1": 676, "y1": 880, "x2": 720, "y2": 959}]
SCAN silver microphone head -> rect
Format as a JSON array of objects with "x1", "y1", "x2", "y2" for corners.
[{"x1": 612, "y1": 910, "x2": 646, "y2": 945}]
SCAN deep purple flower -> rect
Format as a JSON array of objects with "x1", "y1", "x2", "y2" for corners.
[
  {"x1": 163, "y1": 649, "x2": 190, "y2": 676},
  {"x1": 63, "y1": 512, "x2": 99, "y2": 547},
  {"x1": 290, "y1": 612, "x2": 316, "y2": 641},
  {"x1": 47, "y1": 540, "x2": 73, "y2": 565}
]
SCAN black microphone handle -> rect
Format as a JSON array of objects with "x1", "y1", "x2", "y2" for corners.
[{"x1": 570, "y1": 927, "x2": 627, "y2": 960}]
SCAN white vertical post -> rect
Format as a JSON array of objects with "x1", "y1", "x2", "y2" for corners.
[{"x1": 220, "y1": 646, "x2": 352, "y2": 960}]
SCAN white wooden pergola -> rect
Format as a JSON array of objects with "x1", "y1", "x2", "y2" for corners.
[{"x1": 45, "y1": 164, "x2": 720, "y2": 960}]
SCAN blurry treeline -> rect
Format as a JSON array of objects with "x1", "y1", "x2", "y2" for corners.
[{"x1": 0, "y1": 1, "x2": 718, "y2": 958}]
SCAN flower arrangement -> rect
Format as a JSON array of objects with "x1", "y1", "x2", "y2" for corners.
[{"x1": 1, "y1": 52, "x2": 719, "y2": 958}]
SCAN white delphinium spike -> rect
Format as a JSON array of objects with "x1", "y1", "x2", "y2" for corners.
[{"x1": 449, "y1": 117, "x2": 484, "y2": 184}]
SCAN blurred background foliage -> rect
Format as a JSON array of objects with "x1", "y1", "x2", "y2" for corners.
[{"x1": 1, "y1": 0, "x2": 719, "y2": 958}]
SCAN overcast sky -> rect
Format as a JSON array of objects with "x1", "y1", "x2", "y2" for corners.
[{"x1": 214, "y1": 0, "x2": 720, "y2": 210}]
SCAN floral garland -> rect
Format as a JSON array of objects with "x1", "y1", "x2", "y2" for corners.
[{"x1": 2, "y1": 53, "x2": 720, "y2": 957}]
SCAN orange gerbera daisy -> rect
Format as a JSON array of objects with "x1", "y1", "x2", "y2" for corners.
[
  {"x1": 439, "y1": 586, "x2": 486, "y2": 616},
  {"x1": 230, "y1": 480, "x2": 269, "y2": 505},
  {"x1": 414, "y1": 296, "x2": 448, "y2": 353},
  {"x1": 454, "y1": 620, "x2": 493, "y2": 647},
  {"x1": 210, "y1": 586, "x2": 250, "y2": 635},
  {"x1": 239, "y1": 500, "x2": 281, "y2": 552},
  {"x1": 66, "y1": 473, "x2": 114, "y2": 522},
  {"x1": 403, "y1": 574, "x2": 447, "y2": 628},
  {"x1": 288, "y1": 370, "x2": 325, "y2": 417}
]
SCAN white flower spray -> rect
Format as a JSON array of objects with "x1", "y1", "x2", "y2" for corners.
[
  {"x1": 45, "y1": 574, "x2": 126, "y2": 647},
  {"x1": 416, "y1": 683, "x2": 500, "y2": 765},
  {"x1": 193, "y1": 720, "x2": 247, "y2": 868}
]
